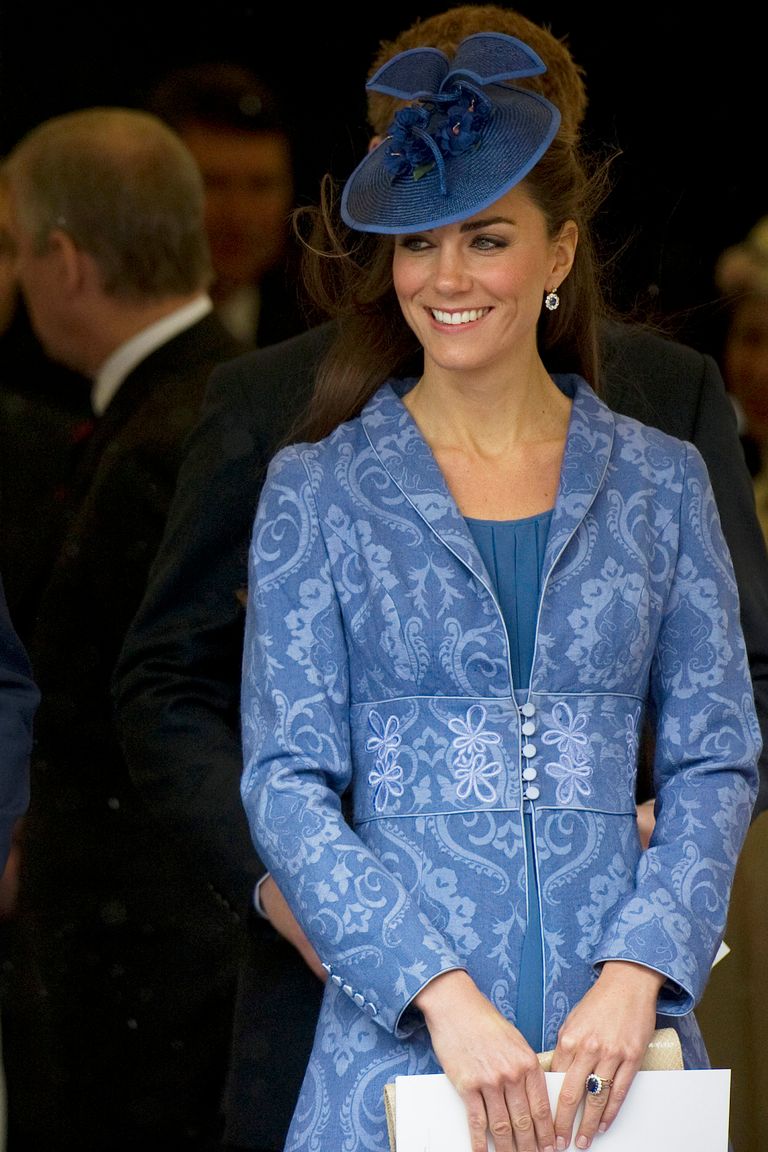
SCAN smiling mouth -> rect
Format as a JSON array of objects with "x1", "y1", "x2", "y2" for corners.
[{"x1": 431, "y1": 308, "x2": 491, "y2": 326}]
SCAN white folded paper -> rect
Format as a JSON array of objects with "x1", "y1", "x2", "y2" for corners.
[{"x1": 394, "y1": 1068, "x2": 731, "y2": 1151}]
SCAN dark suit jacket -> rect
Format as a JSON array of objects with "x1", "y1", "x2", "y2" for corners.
[
  {"x1": 113, "y1": 318, "x2": 768, "y2": 1148},
  {"x1": 11, "y1": 312, "x2": 247, "y2": 1151},
  {"x1": 0, "y1": 574, "x2": 37, "y2": 872},
  {"x1": 252, "y1": 259, "x2": 310, "y2": 350},
  {"x1": 0, "y1": 302, "x2": 93, "y2": 645}
]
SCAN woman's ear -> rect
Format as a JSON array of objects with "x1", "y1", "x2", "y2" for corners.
[
  {"x1": 368, "y1": 134, "x2": 383, "y2": 154},
  {"x1": 551, "y1": 220, "x2": 578, "y2": 285}
]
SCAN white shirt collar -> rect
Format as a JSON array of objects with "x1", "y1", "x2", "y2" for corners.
[
  {"x1": 91, "y1": 294, "x2": 213, "y2": 415},
  {"x1": 216, "y1": 284, "x2": 261, "y2": 345}
]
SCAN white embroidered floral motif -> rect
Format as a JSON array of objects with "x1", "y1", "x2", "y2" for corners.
[
  {"x1": 542, "y1": 701, "x2": 592, "y2": 803},
  {"x1": 366, "y1": 710, "x2": 404, "y2": 810},
  {"x1": 448, "y1": 704, "x2": 501, "y2": 802}
]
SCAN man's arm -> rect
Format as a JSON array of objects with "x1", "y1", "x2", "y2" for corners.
[
  {"x1": 112, "y1": 326, "x2": 331, "y2": 916},
  {"x1": 0, "y1": 575, "x2": 38, "y2": 872}
]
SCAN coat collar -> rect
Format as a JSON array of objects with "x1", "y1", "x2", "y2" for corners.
[{"x1": 359, "y1": 374, "x2": 616, "y2": 581}]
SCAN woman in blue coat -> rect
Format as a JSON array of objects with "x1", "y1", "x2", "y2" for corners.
[{"x1": 240, "y1": 33, "x2": 760, "y2": 1152}]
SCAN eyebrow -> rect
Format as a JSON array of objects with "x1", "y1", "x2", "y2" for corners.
[
  {"x1": 403, "y1": 215, "x2": 514, "y2": 239},
  {"x1": 459, "y1": 216, "x2": 513, "y2": 233}
]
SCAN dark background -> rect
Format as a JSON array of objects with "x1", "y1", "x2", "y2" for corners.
[{"x1": 0, "y1": 2, "x2": 760, "y2": 355}]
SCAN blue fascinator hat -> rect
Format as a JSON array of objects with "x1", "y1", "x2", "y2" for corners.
[{"x1": 341, "y1": 32, "x2": 561, "y2": 235}]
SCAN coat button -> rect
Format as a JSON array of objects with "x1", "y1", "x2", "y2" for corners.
[
  {"x1": 522, "y1": 766, "x2": 537, "y2": 781},
  {"x1": 521, "y1": 702, "x2": 536, "y2": 717},
  {"x1": 523, "y1": 785, "x2": 540, "y2": 800},
  {"x1": 522, "y1": 743, "x2": 536, "y2": 758},
  {"x1": 522, "y1": 720, "x2": 536, "y2": 736}
]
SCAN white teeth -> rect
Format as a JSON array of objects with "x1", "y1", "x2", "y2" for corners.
[{"x1": 431, "y1": 308, "x2": 489, "y2": 325}]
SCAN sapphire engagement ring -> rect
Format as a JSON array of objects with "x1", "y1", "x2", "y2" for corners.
[{"x1": 585, "y1": 1073, "x2": 613, "y2": 1097}]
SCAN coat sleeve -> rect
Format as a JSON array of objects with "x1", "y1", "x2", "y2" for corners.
[
  {"x1": 0, "y1": 575, "x2": 38, "y2": 872},
  {"x1": 240, "y1": 446, "x2": 466, "y2": 1036},
  {"x1": 595, "y1": 442, "x2": 760, "y2": 1012},
  {"x1": 603, "y1": 328, "x2": 768, "y2": 821},
  {"x1": 687, "y1": 353, "x2": 768, "y2": 820},
  {"x1": 112, "y1": 361, "x2": 266, "y2": 916},
  {"x1": 112, "y1": 328, "x2": 330, "y2": 918}
]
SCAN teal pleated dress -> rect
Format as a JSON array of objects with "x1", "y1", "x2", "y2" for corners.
[{"x1": 465, "y1": 509, "x2": 552, "y2": 1049}]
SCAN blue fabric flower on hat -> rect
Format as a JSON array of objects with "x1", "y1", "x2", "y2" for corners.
[
  {"x1": 383, "y1": 86, "x2": 490, "y2": 189},
  {"x1": 434, "y1": 90, "x2": 490, "y2": 157},
  {"x1": 384, "y1": 105, "x2": 435, "y2": 181}
]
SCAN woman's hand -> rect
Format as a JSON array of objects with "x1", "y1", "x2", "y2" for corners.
[
  {"x1": 635, "y1": 799, "x2": 656, "y2": 851},
  {"x1": 550, "y1": 960, "x2": 664, "y2": 1149},
  {"x1": 258, "y1": 874, "x2": 328, "y2": 983},
  {"x1": 415, "y1": 969, "x2": 555, "y2": 1152}
]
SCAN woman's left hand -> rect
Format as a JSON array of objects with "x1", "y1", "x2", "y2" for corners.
[{"x1": 549, "y1": 960, "x2": 664, "y2": 1150}]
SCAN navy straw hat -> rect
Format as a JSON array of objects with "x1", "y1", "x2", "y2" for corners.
[{"x1": 341, "y1": 32, "x2": 561, "y2": 235}]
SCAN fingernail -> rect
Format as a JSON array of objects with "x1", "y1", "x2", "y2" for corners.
[
  {"x1": 556, "y1": 1139, "x2": 566, "y2": 1151},
  {"x1": 598, "y1": 1123, "x2": 607, "y2": 1134},
  {"x1": 544, "y1": 1146, "x2": 555, "y2": 1152},
  {"x1": 576, "y1": 1138, "x2": 589, "y2": 1150}
]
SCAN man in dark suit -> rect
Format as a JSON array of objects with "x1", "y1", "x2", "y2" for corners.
[
  {"x1": 144, "y1": 60, "x2": 306, "y2": 351},
  {"x1": 114, "y1": 9, "x2": 768, "y2": 1151},
  {"x1": 1, "y1": 107, "x2": 250, "y2": 1150}
]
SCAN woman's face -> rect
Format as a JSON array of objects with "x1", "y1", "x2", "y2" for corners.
[
  {"x1": 391, "y1": 183, "x2": 576, "y2": 376},
  {"x1": 724, "y1": 295, "x2": 768, "y2": 445}
]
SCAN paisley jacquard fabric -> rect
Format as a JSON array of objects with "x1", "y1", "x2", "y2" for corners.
[{"x1": 240, "y1": 374, "x2": 760, "y2": 1150}]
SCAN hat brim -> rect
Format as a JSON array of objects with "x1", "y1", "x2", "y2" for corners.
[{"x1": 341, "y1": 87, "x2": 560, "y2": 235}]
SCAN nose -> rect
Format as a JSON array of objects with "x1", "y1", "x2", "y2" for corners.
[{"x1": 432, "y1": 244, "x2": 471, "y2": 295}]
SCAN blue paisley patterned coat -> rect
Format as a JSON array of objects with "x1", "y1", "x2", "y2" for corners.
[{"x1": 240, "y1": 374, "x2": 760, "y2": 1150}]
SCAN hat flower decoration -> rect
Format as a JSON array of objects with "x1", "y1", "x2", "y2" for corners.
[
  {"x1": 341, "y1": 32, "x2": 561, "y2": 235},
  {"x1": 383, "y1": 87, "x2": 489, "y2": 184}
]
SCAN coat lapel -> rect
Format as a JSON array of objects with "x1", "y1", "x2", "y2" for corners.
[
  {"x1": 542, "y1": 375, "x2": 615, "y2": 578},
  {"x1": 360, "y1": 379, "x2": 485, "y2": 578},
  {"x1": 360, "y1": 375, "x2": 616, "y2": 586}
]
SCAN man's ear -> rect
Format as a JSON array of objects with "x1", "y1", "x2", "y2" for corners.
[{"x1": 48, "y1": 227, "x2": 86, "y2": 294}]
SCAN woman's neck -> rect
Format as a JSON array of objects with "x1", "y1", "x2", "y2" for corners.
[{"x1": 402, "y1": 363, "x2": 572, "y2": 521}]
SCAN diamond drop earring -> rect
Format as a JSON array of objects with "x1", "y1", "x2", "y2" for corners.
[{"x1": 544, "y1": 288, "x2": 560, "y2": 312}]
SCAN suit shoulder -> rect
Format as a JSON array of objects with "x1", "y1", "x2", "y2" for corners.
[
  {"x1": 600, "y1": 319, "x2": 724, "y2": 437},
  {"x1": 209, "y1": 323, "x2": 335, "y2": 396}
]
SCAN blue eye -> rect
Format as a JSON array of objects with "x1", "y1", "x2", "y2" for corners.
[
  {"x1": 473, "y1": 235, "x2": 506, "y2": 250},
  {"x1": 399, "y1": 236, "x2": 431, "y2": 251}
]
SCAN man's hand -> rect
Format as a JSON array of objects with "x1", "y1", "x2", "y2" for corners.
[
  {"x1": 258, "y1": 874, "x2": 327, "y2": 982},
  {"x1": 636, "y1": 799, "x2": 656, "y2": 851}
]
